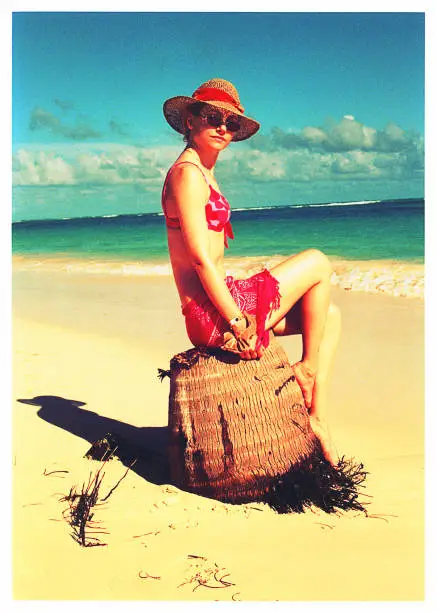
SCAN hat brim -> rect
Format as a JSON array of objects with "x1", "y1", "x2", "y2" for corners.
[{"x1": 163, "y1": 96, "x2": 260, "y2": 142}]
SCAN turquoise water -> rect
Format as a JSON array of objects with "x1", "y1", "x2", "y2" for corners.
[{"x1": 12, "y1": 198, "x2": 424, "y2": 264}]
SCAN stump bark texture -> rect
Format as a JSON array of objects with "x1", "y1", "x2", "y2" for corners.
[
  {"x1": 166, "y1": 333, "x2": 368, "y2": 514},
  {"x1": 168, "y1": 334, "x2": 323, "y2": 503}
]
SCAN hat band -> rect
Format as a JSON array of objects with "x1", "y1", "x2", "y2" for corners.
[{"x1": 192, "y1": 86, "x2": 244, "y2": 113}]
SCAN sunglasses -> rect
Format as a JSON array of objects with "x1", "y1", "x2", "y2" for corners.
[{"x1": 200, "y1": 110, "x2": 241, "y2": 133}]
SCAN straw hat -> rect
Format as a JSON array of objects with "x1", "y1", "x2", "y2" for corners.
[{"x1": 163, "y1": 78, "x2": 260, "y2": 142}]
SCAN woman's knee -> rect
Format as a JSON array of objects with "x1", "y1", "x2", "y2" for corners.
[{"x1": 303, "y1": 248, "x2": 332, "y2": 278}]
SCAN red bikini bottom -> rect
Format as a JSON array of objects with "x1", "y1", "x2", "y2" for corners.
[{"x1": 182, "y1": 269, "x2": 282, "y2": 350}]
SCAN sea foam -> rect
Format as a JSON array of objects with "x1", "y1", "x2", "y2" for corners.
[{"x1": 12, "y1": 254, "x2": 424, "y2": 299}]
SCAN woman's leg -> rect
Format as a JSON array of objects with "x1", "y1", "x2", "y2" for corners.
[{"x1": 265, "y1": 249, "x2": 341, "y2": 464}]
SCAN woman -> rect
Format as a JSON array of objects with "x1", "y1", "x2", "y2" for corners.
[{"x1": 162, "y1": 78, "x2": 341, "y2": 465}]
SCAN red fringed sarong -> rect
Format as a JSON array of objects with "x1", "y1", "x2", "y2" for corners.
[{"x1": 182, "y1": 269, "x2": 281, "y2": 350}]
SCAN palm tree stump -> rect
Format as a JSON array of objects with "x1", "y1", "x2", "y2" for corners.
[{"x1": 162, "y1": 334, "x2": 367, "y2": 514}]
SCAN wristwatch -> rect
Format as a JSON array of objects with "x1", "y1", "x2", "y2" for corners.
[{"x1": 229, "y1": 314, "x2": 246, "y2": 327}]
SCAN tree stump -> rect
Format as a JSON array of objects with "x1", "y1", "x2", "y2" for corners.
[{"x1": 163, "y1": 334, "x2": 367, "y2": 514}]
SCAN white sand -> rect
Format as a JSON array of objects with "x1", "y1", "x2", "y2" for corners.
[{"x1": 12, "y1": 267, "x2": 424, "y2": 600}]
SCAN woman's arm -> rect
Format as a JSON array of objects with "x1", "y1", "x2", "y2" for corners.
[
  {"x1": 170, "y1": 164, "x2": 243, "y2": 322},
  {"x1": 169, "y1": 164, "x2": 261, "y2": 358}
]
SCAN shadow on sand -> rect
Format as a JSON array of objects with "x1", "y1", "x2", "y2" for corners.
[{"x1": 17, "y1": 395, "x2": 170, "y2": 485}]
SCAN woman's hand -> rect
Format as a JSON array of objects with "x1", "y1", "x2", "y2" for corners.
[{"x1": 221, "y1": 312, "x2": 265, "y2": 360}]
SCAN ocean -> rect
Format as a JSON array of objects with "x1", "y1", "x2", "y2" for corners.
[{"x1": 12, "y1": 197, "x2": 424, "y2": 264}]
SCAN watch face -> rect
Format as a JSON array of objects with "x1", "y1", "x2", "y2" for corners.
[{"x1": 231, "y1": 316, "x2": 245, "y2": 326}]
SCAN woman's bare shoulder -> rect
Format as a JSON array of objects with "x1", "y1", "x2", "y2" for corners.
[{"x1": 167, "y1": 160, "x2": 209, "y2": 197}]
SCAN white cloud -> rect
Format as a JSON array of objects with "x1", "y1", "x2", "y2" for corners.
[
  {"x1": 13, "y1": 149, "x2": 75, "y2": 185},
  {"x1": 326, "y1": 117, "x2": 377, "y2": 151},
  {"x1": 301, "y1": 126, "x2": 327, "y2": 146},
  {"x1": 12, "y1": 124, "x2": 424, "y2": 190},
  {"x1": 12, "y1": 145, "x2": 167, "y2": 186},
  {"x1": 249, "y1": 116, "x2": 422, "y2": 157}
]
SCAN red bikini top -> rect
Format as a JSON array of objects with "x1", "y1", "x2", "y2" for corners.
[{"x1": 161, "y1": 161, "x2": 234, "y2": 248}]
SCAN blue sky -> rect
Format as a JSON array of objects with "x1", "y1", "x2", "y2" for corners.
[{"x1": 12, "y1": 10, "x2": 425, "y2": 220}]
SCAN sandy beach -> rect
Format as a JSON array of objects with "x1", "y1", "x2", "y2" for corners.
[{"x1": 12, "y1": 261, "x2": 424, "y2": 601}]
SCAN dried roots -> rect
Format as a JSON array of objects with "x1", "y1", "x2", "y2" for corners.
[
  {"x1": 61, "y1": 465, "x2": 108, "y2": 547},
  {"x1": 263, "y1": 443, "x2": 369, "y2": 515}
]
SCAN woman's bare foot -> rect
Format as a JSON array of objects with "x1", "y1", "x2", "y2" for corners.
[
  {"x1": 292, "y1": 361, "x2": 316, "y2": 409},
  {"x1": 308, "y1": 415, "x2": 338, "y2": 466}
]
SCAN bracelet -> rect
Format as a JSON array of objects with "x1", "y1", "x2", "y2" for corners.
[{"x1": 229, "y1": 314, "x2": 245, "y2": 327}]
